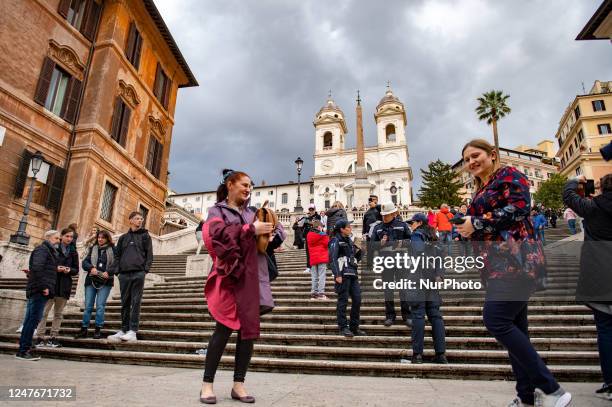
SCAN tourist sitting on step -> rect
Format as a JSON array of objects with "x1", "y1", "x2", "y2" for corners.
[
  {"x1": 15, "y1": 230, "x2": 60, "y2": 361},
  {"x1": 306, "y1": 220, "x2": 329, "y2": 300},
  {"x1": 455, "y1": 139, "x2": 571, "y2": 407},
  {"x1": 371, "y1": 202, "x2": 412, "y2": 327},
  {"x1": 563, "y1": 173, "x2": 612, "y2": 400},
  {"x1": 199, "y1": 169, "x2": 274, "y2": 404},
  {"x1": 106, "y1": 212, "x2": 153, "y2": 343},
  {"x1": 406, "y1": 213, "x2": 447, "y2": 365},
  {"x1": 329, "y1": 220, "x2": 365, "y2": 338},
  {"x1": 76, "y1": 230, "x2": 116, "y2": 340},
  {"x1": 35, "y1": 227, "x2": 79, "y2": 349}
]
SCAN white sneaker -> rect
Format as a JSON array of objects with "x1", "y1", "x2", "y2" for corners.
[
  {"x1": 107, "y1": 330, "x2": 125, "y2": 341},
  {"x1": 304, "y1": 268, "x2": 310, "y2": 273},
  {"x1": 507, "y1": 398, "x2": 534, "y2": 407},
  {"x1": 120, "y1": 330, "x2": 137, "y2": 342},
  {"x1": 16, "y1": 325, "x2": 22, "y2": 333},
  {"x1": 534, "y1": 389, "x2": 571, "y2": 407}
]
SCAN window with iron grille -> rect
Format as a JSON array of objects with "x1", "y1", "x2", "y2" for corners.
[{"x1": 100, "y1": 181, "x2": 118, "y2": 222}]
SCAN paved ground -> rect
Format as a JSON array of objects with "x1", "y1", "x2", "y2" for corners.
[{"x1": 0, "y1": 355, "x2": 609, "y2": 406}]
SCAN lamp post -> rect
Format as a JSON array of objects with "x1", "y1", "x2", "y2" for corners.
[
  {"x1": 10, "y1": 151, "x2": 44, "y2": 246},
  {"x1": 398, "y1": 185, "x2": 403, "y2": 206},
  {"x1": 294, "y1": 157, "x2": 304, "y2": 213}
]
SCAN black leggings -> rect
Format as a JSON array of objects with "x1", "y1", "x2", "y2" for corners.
[{"x1": 203, "y1": 321, "x2": 254, "y2": 383}]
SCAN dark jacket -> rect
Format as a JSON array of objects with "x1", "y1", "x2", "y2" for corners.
[
  {"x1": 329, "y1": 234, "x2": 362, "y2": 278},
  {"x1": 302, "y1": 213, "x2": 322, "y2": 238},
  {"x1": 196, "y1": 221, "x2": 204, "y2": 232},
  {"x1": 362, "y1": 205, "x2": 382, "y2": 237},
  {"x1": 111, "y1": 228, "x2": 153, "y2": 274},
  {"x1": 26, "y1": 241, "x2": 59, "y2": 298},
  {"x1": 563, "y1": 179, "x2": 612, "y2": 304},
  {"x1": 326, "y1": 208, "x2": 347, "y2": 235},
  {"x1": 55, "y1": 243, "x2": 79, "y2": 299},
  {"x1": 371, "y1": 216, "x2": 411, "y2": 244},
  {"x1": 82, "y1": 244, "x2": 117, "y2": 287},
  {"x1": 411, "y1": 225, "x2": 444, "y2": 280}
]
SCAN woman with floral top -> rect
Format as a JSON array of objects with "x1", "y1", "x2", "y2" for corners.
[{"x1": 455, "y1": 139, "x2": 571, "y2": 407}]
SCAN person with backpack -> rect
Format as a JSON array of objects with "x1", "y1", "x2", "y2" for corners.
[
  {"x1": 75, "y1": 230, "x2": 116, "y2": 339},
  {"x1": 107, "y1": 212, "x2": 153, "y2": 343}
]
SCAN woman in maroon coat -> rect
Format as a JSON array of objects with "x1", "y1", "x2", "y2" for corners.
[{"x1": 200, "y1": 169, "x2": 273, "y2": 404}]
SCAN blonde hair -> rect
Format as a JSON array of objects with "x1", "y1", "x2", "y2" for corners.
[
  {"x1": 461, "y1": 139, "x2": 501, "y2": 190},
  {"x1": 331, "y1": 201, "x2": 344, "y2": 209}
]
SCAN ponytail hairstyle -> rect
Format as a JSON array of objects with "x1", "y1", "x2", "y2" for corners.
[
  {"x1": 216, "y1": 169, "x2": 250, "y2": 203},
  {"x1": 461, "y1": 138, "x2": 501, "y2": 190}
]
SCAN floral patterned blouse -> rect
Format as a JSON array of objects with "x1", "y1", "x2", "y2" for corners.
[{"x1": 468, "y1": 166, "x2": 545, "y2": 281}]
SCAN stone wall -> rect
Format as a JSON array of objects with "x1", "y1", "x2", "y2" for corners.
[{"x1": 0, "y1": 289, "x2": 26, "y2": 333}]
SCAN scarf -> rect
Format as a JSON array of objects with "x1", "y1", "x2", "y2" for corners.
[{"x1": 91, "y1": 244, "x2": 114, "y2": 270}]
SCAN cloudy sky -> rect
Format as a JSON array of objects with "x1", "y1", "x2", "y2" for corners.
[{"x1": 155, "y1": 0, "x2": 611, "y2": 195}]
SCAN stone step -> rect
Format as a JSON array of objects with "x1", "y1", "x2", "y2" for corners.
[{"x1": 0, "y1": 342, "x2": 599, "y2": 381}]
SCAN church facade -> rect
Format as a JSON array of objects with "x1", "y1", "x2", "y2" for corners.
[{"x1": 169, "y1": 87, "x2": 413, "y2": 218}]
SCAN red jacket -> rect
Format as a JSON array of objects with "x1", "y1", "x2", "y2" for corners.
[
  {"x1": 435, "y1": 208, "x2": 454, "y2": 232},
  {"x1": 306, "y1": 231, "x2": 329, "y2": 265}
]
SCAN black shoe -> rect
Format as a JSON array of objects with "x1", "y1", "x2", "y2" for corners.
[
  {"x1": 383, "y1": 318, "x2": 394, "y2": 327},
  {"x1": 48, "y1": 337, "x2": 62, "y2": 348},
  {"x1": 340, "y1": 327, "x2": 354, "y2": 337},
  {"x1": 411, "y1": 354, "x2": 423, "y2": 364},
  {"x1": 351, "y1": 328, "x2": 367, "y2": 336},
  {"x1": 74, "y1": 327, "x2": 88, "y2": 339},
  {"x1": 34, "y1": 338, "x2": 46, "y2": 348},
  {"x1": 93, "y1": 326, "x2": 102, "y2": 339},
  {"x1": 15, "y1": 352, "x2": 41, "y2": 361},
  {"x1": 433, "y1": 353, "x2": 448, "y2": 364}
]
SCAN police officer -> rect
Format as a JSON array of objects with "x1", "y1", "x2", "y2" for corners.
[
  {"x1": 407, "y1": 213, "x2": 447, "y2": 364},
  {"x1": 329, "y1": 220, "x2": 366, "y2": 338},
  {"x1": 371, "y1": 202, "x2": 412, "y2": 327}
]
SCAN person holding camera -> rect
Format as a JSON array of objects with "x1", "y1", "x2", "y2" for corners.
[
  {"x1": 371, "y1": 202, "x2": 412, "y2": 327},
  {"x1": 15, "y1": 230, "x2": 60, "y2": 361},
  {"x1": 35, "y1": 228, "x2": 79, "y2": 348},
  {"x1": 329, "y1": 220, "x2": 365, "y2": 337},
  {"x1": 76, "y1": 230, "x2": 116, "y2": 339},
  {"x1": 563, "y1": 173, "x2": 612, "y2": 399}
]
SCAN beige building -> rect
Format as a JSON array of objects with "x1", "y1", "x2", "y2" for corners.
[
  {"x1": 452, "y1": 141, "x2": 559, "y2": 204},
  {"x1": 576, "y1": 0, "x2": 612, "y2": 41},
  {"x1": 554, "y1": 80, "x2": 612, "y2": 180}
]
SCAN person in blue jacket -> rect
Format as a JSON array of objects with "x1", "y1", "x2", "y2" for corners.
[{"x1": 531, "y1": 209, "x2": 547, "y2": 245}]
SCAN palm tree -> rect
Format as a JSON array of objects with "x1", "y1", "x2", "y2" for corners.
[{"x1": 475, "y1": 90, "x2": 511, "y2": 158}]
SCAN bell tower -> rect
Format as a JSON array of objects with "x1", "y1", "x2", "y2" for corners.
[
  {"x1": 374, "y1": 83, "x2": 407, "y2": 146},
  {"x1": 313, "y1": 92, "x2": 347, "y2": 155}
]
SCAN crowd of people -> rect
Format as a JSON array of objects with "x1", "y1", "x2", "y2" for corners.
[{"x1": 11, "y1": 136, "x2": 612, "y2": 407}]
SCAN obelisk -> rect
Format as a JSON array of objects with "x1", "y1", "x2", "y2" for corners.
[{"x1": 353, "y1": 90, "x2": 371, "y2": 207}]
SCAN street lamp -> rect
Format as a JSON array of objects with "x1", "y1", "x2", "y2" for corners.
[
  {"x1": 294, "y1": 156, "x2": 304, "y2": 213},
  {"x1": 398, "y1": 186, "x2": 403, "y2": 206},
  {"x1": 10, "y1": 151, "x2": 44, "y2": 246}
]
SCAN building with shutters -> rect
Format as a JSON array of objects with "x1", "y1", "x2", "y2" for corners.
[{"x1": 0, "y1": 0, "x2": 197, "y2": 244}]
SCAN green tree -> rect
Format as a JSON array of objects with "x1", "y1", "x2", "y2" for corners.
[
  {"x1": 476, "y1": 90, "x2": 511, "y2": 158},
  {"x1": 418, "y1": 160, "x2": 463, "y2": 208},
  {"x1": 533, "y1": 173, "x2": 567, "y2": 210}
]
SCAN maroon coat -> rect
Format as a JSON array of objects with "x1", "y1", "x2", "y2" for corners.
[{"x1": 203, "y1": 201, "x2": 273, "y2": 340}]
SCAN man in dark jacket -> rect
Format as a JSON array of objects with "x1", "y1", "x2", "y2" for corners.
[
  {"x1": 563, "y1": 174, "x2": 612, "y2": 398},
  {"x1": 329, "y1": 220, "x2": 365, "y2": 337},
  {"x1": 107, "y1": 211, "x2": 153, "y2": 342},
  {"x1": 16, "y1": 230, "x2": 60, "y2": 361},
  {"x1": 301, "y1": 204, "x2": 321, "y2": 270},
  {"x1": 362, "y1": 195, "x2": 382, "y2": 267},
  {"x1": 371, "y1": 202, "x2": 412, "y2": 327},
  {"x1": 35, "y1": 228, "x2": 79, "y2": 348}
]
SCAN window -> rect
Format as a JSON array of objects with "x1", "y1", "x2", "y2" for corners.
[
  {"x1": 269, "y1": 202, "x2": 274, "y2": 208},
  {"x1": 576, "y1": 167, "x2": 582, "y2": 176},
  {"x1": 14, "y1": 150, "x2": 66, "y2": 211},
  {"x1": 325, "y1": 200, "x2": 330, "y2": 209},
  {"x1": 578, "y1": 129, "x2": 584, "y2": 142},
  {"x1": 598, "y1": 124, "x2": 612, "y2": 135},
  {"x1": 58, "y1": 0, "x2": 101, "y2": 41},
  {"x1": 153, "y1": 63, "x2": 171, "y2": 109},
  {"x1": 281, "y1": 193, "x2": 288, "y2": 204},
  {"x1": 593, "y1": 100, "x2": 606, "y2": 112},
  {"x1": 569, "y1": 145, "x2": 574, "y2": 156},
  {"x1": 391, "y1": 194, "x2": 397, "y2": 204},
  {"x1": 385, "y1": 124, "x2": 396, "y2": 142},
  {"x1": 138, "y1": 204, "x2": 149, "y2": 227},
  {"x1": 574, "y1": 105, "x2": 581, "y2": 120},
  {"x1": 207, "y1": 195, "x2": 212, "y2": 201},
  {"x1": 574, "y1": 138, "x2": 578, "y2": 149},
  {"x1": 535, "y1": 169, "x2": 541, "y2": 178},
  {"x1": 309, "y1": 184, "x2": 314, "y2": 194},
  {"x1": 146, "y1": 136, "x2": 163, "y2": 179},
  {"x1": 560, "y1": 158, "x2": 566, "y2": 168},
  {"x1": 109, "y1": 97, "x2": 131, "y2": 147},
  {"x1": 195, "y1": 196, "x2": 201, "y2": 201},
  {"x1": 557, "y1": 137, "x2": 563, "y2": 149},
  {"x1": 268, "y1": 190, "x2": 273, "y2": 195},
  {"x1": 34, "y1": 57, "x2": 82, "y2": 123},
  {"x1": 310, "y1": 198, "x2": 314, "y2": 204},
  {"x1": 182, "y1": 198, "x2": 187, "y2": 203},
  {"x1": 100, "y1": 181, "x2": 118, "y2": 222},
  {"x1": 529, "y1": 180, "x2": 534, "y2": 187},
  {"x1": 255, "y1": 191, "x2": 260, "y2": 196},
  {"x1": 125, "y1": 22, "x2": 143, "y2": 70},
  {"x1": 323, "y1": 132, "x2": 333, "y2": 149}
]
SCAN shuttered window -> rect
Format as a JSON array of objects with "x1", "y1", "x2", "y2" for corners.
[
  {"x1": 13, "y1": 149, "x2": 66, "y2": 210},
  {"x1": 146, "y1": 136, "x2": 163, "y2": 179},
  {"x1": 100, "y1": 181, "x2": 118, "y2": 222},
  {"x1": 34, "y1": 57, "x2": 82, "y2": 124},
  {"x1": 153, "y1": 63, "x2": 171, "y2": 109},
  {"x1": 125, "y1": 22, "x2": 143, "y2": 70},
  {"x1": 139, "y1": 204, "x2": 149, "y2": 227},
  {"x1": 58, "y1": 0, "x2": 101, "y2": 41},
  {"x1": 109, "y1": 97, "x2": 131, "y2": 147}
]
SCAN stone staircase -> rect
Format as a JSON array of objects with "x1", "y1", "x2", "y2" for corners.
[{"x1": 0, "y1": 221, "x2": 598, "y2": 381}]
